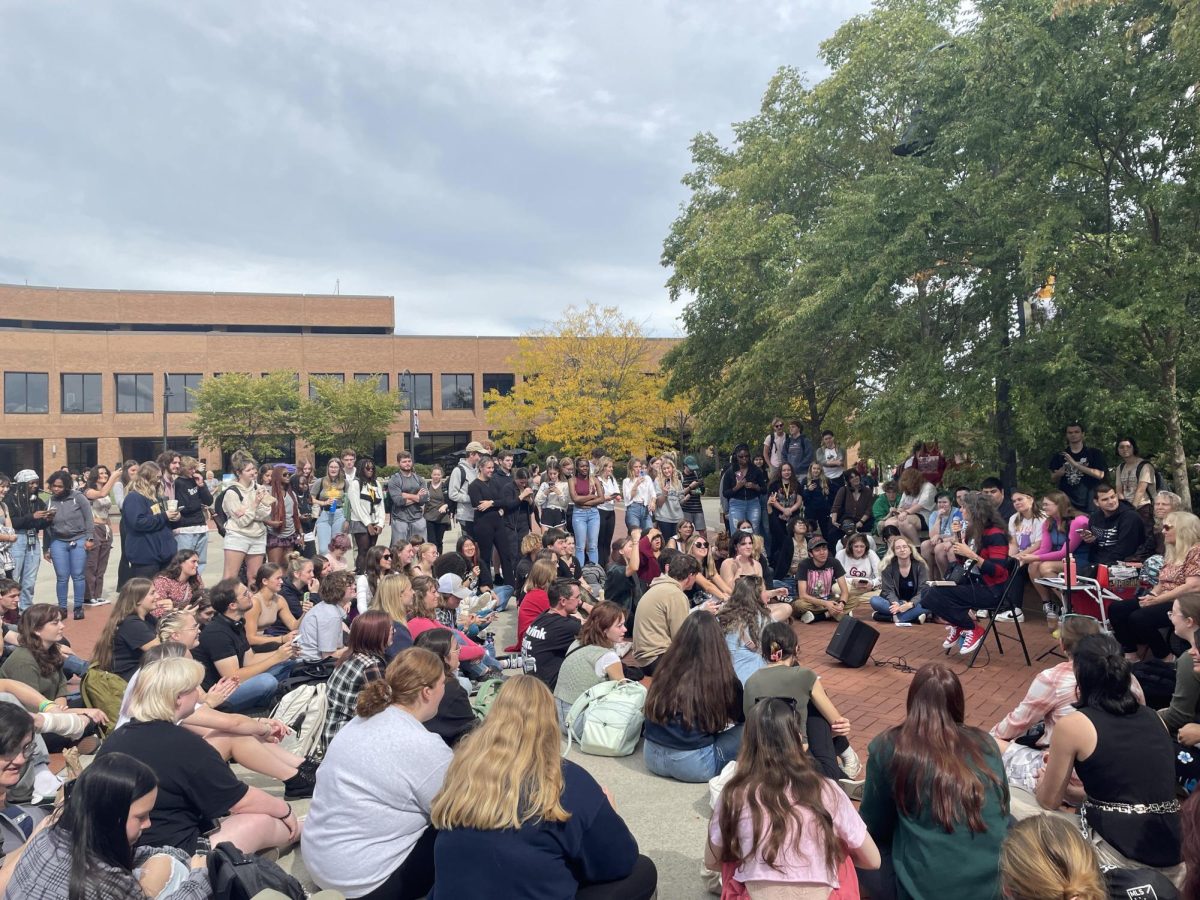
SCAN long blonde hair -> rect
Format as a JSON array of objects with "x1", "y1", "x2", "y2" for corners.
[
  {"x1": 1165, "y1": 511, "x2": 1200, "y2": 565},
  {"x1": 131, "y1": 461, "x2": 162, "y2": 502},
  {"x1": 999, "y1": 816, "x2": 1106, "y2": 900},
  {"x1": 430, "y1": 675, "x2": 569, "y2": 830},
  {"x1": 371, "y1": 572, "x2": 411, "y2": 623}
]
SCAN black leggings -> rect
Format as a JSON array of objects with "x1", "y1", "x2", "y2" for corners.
[
  {"x1": 923, "y1": 582, "x2": 1002, "y2": 630},
  {"x1": 575, "y1": 854, "x2": 658, "y2": 900},
  {"x1": 354, "y1": 531, "x2": 378, "y2": 575},
  {"x1": 806, "y1": 702, "x2": 850, "y2": 780},
  {"x1": 357, "y1": 828, "x2": 437, "y2": 900},
  {"x1": 1109, "y1": 596, "x2": 1173, "y2": 658},
  {"x1": 473, "y1": 516, "x2": 503, "y2": 589},
  {"x1": 427, "y1": 521, "x2": 449, "y2": 554},
  {"x1": 598, "y1": 510, "x2": 616, "y2": 567}
]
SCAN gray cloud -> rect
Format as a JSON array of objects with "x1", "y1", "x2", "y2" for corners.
[{"x1": 0, "y1": 0, "x2": 869, "y2": 336}]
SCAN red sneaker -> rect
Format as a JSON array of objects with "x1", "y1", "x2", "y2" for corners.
[
  {"x1": 942, "y1": 626, "x2": 963, "y2": 650},
  {"x1": 959, "y1": 626, "x2": 987, "y2": 655}
]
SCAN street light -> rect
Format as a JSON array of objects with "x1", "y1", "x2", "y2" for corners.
[
  {"x1": 401, "y1": 369, "x2": 419, "y2": 455},
  {"x1": 162, "y1": 375, "x2": 173, "y2": 456}
]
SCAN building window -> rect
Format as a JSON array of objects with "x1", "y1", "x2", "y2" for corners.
[
  {"x1": 166, "y1": 374, "x2": 202, "y2": 413},
  {"x1": 308, "y1": 373, "x2": 345, "y2": 399},
  {"x1": 412, "y1": 432, "x2": 471, "y2": 466},
  {"x1": 61, "y1": 373, "x2": 102, "y2": 414},
  {"x1": 354, "y1": 373, "x2": 390, "y2": 393},
  {"x1": 67, "y1": 439, "x2": 98, "y2": 473},
  {"x1": 4, "y1": 372, "x2": 49, "y2": 414},
  {"x1": 399, "y1": 373, "x2": 433, "y2": 410},
  {"x1": 482, "y1": 373, "x2": 515, "y2": 406},
  {"x1": 115, "y1": 374, "x2": 154, "y2": 413},
  {"x1": 441, "y1": 374, "x2": 474, "y2": 411}
]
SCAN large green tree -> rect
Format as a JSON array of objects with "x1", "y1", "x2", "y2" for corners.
[
  {"x1": 296, "y1": 375, "x2": 405, "y2": 458},
  {"x1": 189, "y1": 371, "x2": 301, "y2": 461}
]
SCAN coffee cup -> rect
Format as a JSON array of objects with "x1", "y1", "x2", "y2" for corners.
[{"x1": 167, "y1": 500, "x2": 179, "y2": 514}]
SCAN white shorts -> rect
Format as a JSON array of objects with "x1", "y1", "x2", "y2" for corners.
[{"x1": 223, "y1": 531, "x2": 266, "y2": 556}]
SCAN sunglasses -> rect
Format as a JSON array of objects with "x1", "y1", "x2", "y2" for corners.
[
  {"x1": 381, "y1": 553, "x2": 392, "y2": 560},
  {"x1": 753, "y1": 695, "x2": 798, "y2": 711},
  {"x1": 694, "y1": 541, "x2": 708, "y2": 548}
]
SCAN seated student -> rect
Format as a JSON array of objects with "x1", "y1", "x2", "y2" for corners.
[
  {"x1": 317, "y1": 610, "x2": 391, "y2": 759},
  {"x1": 684, "y1": 533, "x2": 733, "y2": 604},
  {"x1": 717, "y1": 578, "x2": 774, "y2": 683},
  {"x1": 1079, "y1": 482, "x2": 1147, "y2": 567},
  {"x1": 923, "y1": 492, "x2": 1012, "y2": 656},
  {"x1": 90, "y1": 578, "x2": 161, "y2": 682},
  {"x1": 522, "y1": 578, "x2": 584, "y2": 691},
  {"x1": 355, "y1": 545, "x2": 393, "y2": 615},
  {"x1": 9, "y1": 751, "x2": 214, "y2": 900},
  {"x1": 413, "y1": 629, "x2": 477, "y2": 748},
  {"x1": 433, "y1": 573, "x2": 495, "y2": 638},
  {"x1": 553, "y1": 602, "x2": 633, "y2": 736},
  {"x1": 405, "y1": 576, "x2": 494, "y2": 679},
  {"x1": 430, "y1": 675, "x2": 657, "y2": 900},
  {"x1": 0, "y1": 606, "x2": 100, "y2": 754},
  {"x1": 859, "y1": 663, "x2": 1010, "y2": 900},
  {"x1": 280, "y1": 553, "x2": 319, "y2": 620},
  {"x1": 97, "y1": 657, "x2": 302, "y2": 856},
  {"x1": 0, "y1": 703, "x2": 48, "y2": 894},
  {"x1": 835, "y1": 532, "x2": 881, "y2": 609},
  {"x1": 297, "y1": 569, "x2": 356, "y2": 664},
  {"x1": 371, "y1": 572, "x2": 415, "y2": 661},
  {"x1": 706, "y1": 699, "x2": 880, "y2": 898},
  {"x1": 513, "y1": 557, "x2": 557, "y2": 651},
  {"x1": 636, "y1": 529, "x2": 664, "y2": 590},
  {"x1": 604, "y1": 532, "x2": 644, "y2": 614},
  {"x1": 793, "y1": 537, "x2": 854, "y2": 624},
  {"x1": 304, "y1": 648, "x2": 452, "y2": 899},
  {"x1": 1037, "y1": 634, "x2": 1181, "y2": 873},
  {"x1": 243, "y1": 562, "x2": 300, "y2": 646},
  {"x1": 870, "y1": 536, "x2": 930, "y2": 624},
  {"x1": 872, "y1": 481, "x2": 899, "y2": 533},
  {"x1": 1014, "y1": 490, "x2": 1090, "y2": 618},
  {"x1": 325, "y1": 532, "x2": 352, "y2": 573},
  {"x1": 989, "y1": 615, "x2": 1143, "y2": 797},
  {"x1": 643, "y1": 611, "x2": 744, "y2": 783},
  {"x1": 772, "y1": 518, "x2": 812, "y2": 596},
  {"x1": 881, "y1": 468, "x2": 936, "y2": 547},
  {"x1": 920, "y1": 492, "x2": 962, "y2": 579},
  {"x1": 744, "y1": 622, "x2": 861, "y2": 783},
  {"x1": 150, "y1": 549, "x2": 204, "y2": 611},
  {"x1": 632, "y1": 553, "x2": 701, "y2": 675},
  {"x1": 192, "y1": 579, "x2": 298, "y2": 713}
]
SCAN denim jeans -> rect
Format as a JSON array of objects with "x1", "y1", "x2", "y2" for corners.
[
  {"x1": 62, "y1": 654, "x2": 90, "y2": 679},
  {"x1": 174, "y1": 531, "x2": 209, "y2": 575},
  {"x1": 491, "y1": 584, "x2": 514, "y2": 613},
  {"x1": 11, "y1": 534, "x2": 40, "y2": 611},
  {"x1": 643, "y1": 724, "x2": 744, "y2": 783},
  {"x1": 220, "y1": 659, "x2": 293, "y2": 712},
  {"x1": 48, "y1": 538, "x2": 88, "y2": 613},
  {"x1": 314, "y1": 507, "x2": 345, "y2": 556},
  {"x1": 869, "y1": 595, "x2": 928, "y2": 624},
  {"x1": 726, "y1": 498, "x2": 761, "y2": 536},
  {"x1": 572, "y1": 506, "x2": 601, "y2": 567},
  {"x1": 624, "y1": 502, "x2": 653, "y2": 531},
  {"x1": 555, "y1": 696, "x2": 585, "y2": 739}
]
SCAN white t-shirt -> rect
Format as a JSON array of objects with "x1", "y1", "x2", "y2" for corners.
[{"x1": 1008, "y1": 512, "x2": 1046, "y2": 553}]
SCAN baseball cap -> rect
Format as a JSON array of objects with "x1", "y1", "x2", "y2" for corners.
[
  {"x1": 464, "y1": 441, "x2": 488, "y2": 454},
  {"x1": 436, "y1": 573, "x2": 472, "y2": 600}
]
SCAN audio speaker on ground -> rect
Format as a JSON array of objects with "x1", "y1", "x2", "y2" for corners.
[{"x1": 825, "y1": 615, "x2": 879, "y2": 668}]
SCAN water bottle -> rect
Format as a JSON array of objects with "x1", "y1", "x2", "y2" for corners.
[{"x1": 484, "y1": 633, "x2": 495, "y2": 658}]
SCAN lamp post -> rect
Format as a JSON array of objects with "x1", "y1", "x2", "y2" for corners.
[
  {"x1": 162, "y1": 376, "x2": 173, "y2": 456},
  {"x1": 401, "y1": 369, "x2": 419, "y2": 455}
]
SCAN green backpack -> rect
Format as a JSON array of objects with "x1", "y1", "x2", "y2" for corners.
[
  {"x1": 80, "y1": 668, "x2": 129, "y2": 737},
  {"x1": 471, "y1": 678, "x2": 506, "y2": 720}
]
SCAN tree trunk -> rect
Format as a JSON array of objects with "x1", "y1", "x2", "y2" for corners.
[
  {"x1": 993, "y1": 292, "x2": 1018, "y2": 488},
  {"x1": 1160, "y1": 357, "x2": 1192, "y2": 510}
]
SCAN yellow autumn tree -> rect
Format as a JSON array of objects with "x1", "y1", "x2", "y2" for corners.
[{"x1": 484, "y1": 303, "x2": 675, "y2": 458}]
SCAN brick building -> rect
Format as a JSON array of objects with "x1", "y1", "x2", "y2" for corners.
[{"x1": 0, "y1": 284, "x2": 673, "y2": 475}]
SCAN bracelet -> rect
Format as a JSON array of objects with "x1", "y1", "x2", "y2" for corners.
[
  {"x1": 277, "y1": 802, "x2": 292, "y2": 820},
  {"x1": 37, "y1": 700, "x2": 53, "y2": 713}
]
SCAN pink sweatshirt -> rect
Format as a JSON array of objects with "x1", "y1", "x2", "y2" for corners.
[{"x1": 1033, "y1": 514, "x2": 1091, "y2": 562}]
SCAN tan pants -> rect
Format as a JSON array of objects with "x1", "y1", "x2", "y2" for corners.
[{"x1": 792, "y1": 590, "x2": 864, "y2": 619}]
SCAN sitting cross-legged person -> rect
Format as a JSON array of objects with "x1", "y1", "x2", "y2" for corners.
[{"x1": 792, "y1": 537, "x2": 854, "y2": 624}]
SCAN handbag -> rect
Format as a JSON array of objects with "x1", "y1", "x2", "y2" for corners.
[{"x1": 563, "y1": 680, "x2": 647, "y2": 757}]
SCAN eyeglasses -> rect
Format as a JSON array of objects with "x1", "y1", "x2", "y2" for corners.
[
  {"x1": 1, "y1": 741, "x2": 34, "y2": 763},
  {"x1": 754, "y1": 696, "x2": 798, "y2": 710}
]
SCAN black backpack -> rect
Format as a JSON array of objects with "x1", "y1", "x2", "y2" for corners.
[
  {"x1": 1137, "y1": 459, "x2": 1168, "y2": 494},
  {"x1": 211, "y1": 484, "x2": 242, "y2": 538},
  {"x1": 207, "y1": 841, "x2": 305, "y2": 900}
]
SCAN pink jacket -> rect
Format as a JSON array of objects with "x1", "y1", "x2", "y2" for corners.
[{"x1": 1032, "y1": 514, "x2": 1090, "y2": 562}]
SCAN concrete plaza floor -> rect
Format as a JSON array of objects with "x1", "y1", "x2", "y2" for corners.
[{"x1": 33, "y1": 500, "x2": 1053, "y2": 899}]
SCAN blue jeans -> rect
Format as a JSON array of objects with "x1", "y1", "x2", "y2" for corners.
[
  {"x1": 491, "y1": 584, "x2": 514, "y2": 613},
  {"x1": 48, "y1": 538, "x2": 87, "y2": 612},
  {"x1": 572, "y1": 507, "x2": 600, "y2": 567},
  {"x1": 11, "y1": 534, "x2": 40, "y2": 612},
  {"x1": 870, "y1": 595, "x2": 928, "y2": 624},
  {"x1": 315, "y1": 507, "x2": 345, "y2": 556},
  {"x1": 624, "y1": 502, "x2": 653, "y2": 531},
  {"x1": 62, "y1": 654, "x2": 90, "y2": 679},
  {"x1": 174, "y1": 531, "x2": 209, "y2": 575},
  {"x1": 727, "y1": 498, "x2": 761, "y2": 536},
  {"x1": 643, "y1": 725, "x2": 744, "y2": 783},
  {"x1": 220, "y1": 659, "x2": 293, "y2": 712}
]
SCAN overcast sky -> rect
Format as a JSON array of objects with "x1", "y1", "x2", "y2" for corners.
[{"x1": 0, "y1": 1, "x2": 868, "y2": 336}]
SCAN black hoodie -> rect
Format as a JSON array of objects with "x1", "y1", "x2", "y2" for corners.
[{"x1": 1088, "y1": 499, "x2": 1147, "y2": 565}]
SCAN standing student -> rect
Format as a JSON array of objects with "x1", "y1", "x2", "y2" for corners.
[
  {"x1": 171, "y1": 457, "x2": 213, "y2": 575},
  {"x1": 568, "y1": 458, "x2": 604, "y2": 567},
  {"x1": 221, "y1": 458, "x2": 273, "y2": 583},
  {"x1": 82, "y1": 464, "x2": 118, "y2": 604},
  {"x1": 422, "y1": 466, "x2": 452, "y2": 552},
  {"x1": 722, "y1": 445, "x2": 766, "y2": 538},
  {"x1": 310, "y1": 458, "x2": 348, "y2": 556},
  {"x1": 467, "y1": 456, "x2": 505, "y2": 589},
  {"x1": 42, "y1": 470, "x2": 94, "y2": 621},
  {"x1": 346, "y1": 458, "x2": 386, "y2": 576},
  {"x1": 1048, "y1": 422, "x2": 1107, "y2": 513},
  {"x1": 388, "y1": 451, "x2": 428, "y2": 543},
  {"x1": 621, "y1": 458, "x2": 656, "y2": 532},
  {"x1": 8, "y1": 471, "x2": 50, "y2": 611}
]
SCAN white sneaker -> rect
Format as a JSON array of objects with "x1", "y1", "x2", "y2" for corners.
[
  {"x1": 916, "y1": 613, "x2": 927, "y2": 624},
  {"x1": 1043, "y1": 601, "x2": 1059, "y2": 621},
  {"x1": 838, "y1": 777, "x2": 865, "y2": 800},
  {"x1": 995, "y1": 609, "x2": 1025, "y2": 622},
  {"x1": 976, "y1": 609, "x2": 990, "y2": 619},
  {"x1": 799, "y1": 610, "x2": 816, "y2": 624},
  {"x1": 838, "y1": 746, "x2": 862, "y2": 780}
]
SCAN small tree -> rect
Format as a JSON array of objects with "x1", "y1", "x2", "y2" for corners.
[
  {"x1": 189, "y1": 371, "x2": 300, "y2": 461},
  {"x1": 484, "y1": 303, "x2": 676, "y2": 458},
  {"x1": 296, "y1": 375, "x2": 405, "y2": 458}
]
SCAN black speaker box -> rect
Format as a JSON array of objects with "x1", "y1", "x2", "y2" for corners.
[{"x1": 825, "y1": 615, "x2": 879, "y2": 668}]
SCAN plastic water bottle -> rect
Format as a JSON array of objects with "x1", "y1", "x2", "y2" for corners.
[{"x1": 484, "y1": 633, "x2": 495, "y2": 658}]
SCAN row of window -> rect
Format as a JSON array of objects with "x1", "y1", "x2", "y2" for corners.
[{"x1": 3, "y1": 371, "x2": 516, "y2": 414}]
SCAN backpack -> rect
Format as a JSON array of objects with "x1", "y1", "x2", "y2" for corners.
[
  {"x1": 211, "y1": 484, "x2": 242, "y2": 538},
  {"x1": 270, "y1": 682, "x2": 327, "y2": 759},
  {"x1": 80, "y1": 668, "x2": 129, "y2": 737},
  {"x1": 1137, "y1": 459, "x2": 1167, "y2": 495},
  {"x1": 207, "y1": 841, "x2": 305, "y2": 900},
  {"x1": 563, "y1": 679, "x2": 646, "y2": 758},
  {"x1": 471, "y1": 677, "x2": 505, "y2": 720}
]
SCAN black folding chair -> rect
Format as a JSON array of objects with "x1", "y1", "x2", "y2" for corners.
[{"x1": 966, "y1": 557, "x2": 1030, "y2": 669}]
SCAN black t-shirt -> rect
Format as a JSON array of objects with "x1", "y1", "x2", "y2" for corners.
[
  {"x1": 796, "y1": 557, "x2": 846, "y2": 600},
  {"x1": 112, "y1": 615, "x2": 156, "y2": 681},
  {"x1": 522, "y1": 611, "x2": 582, "y2": 690},
  {"x1": 193, "y1": 614, "x2": 250, "y2": 690},
  {"x1": 1049, "y1": 446, "x2": 1108, "y2": 511},
  {"x1": 97, "y1": 720, "x2": 249, "y2": 853},
  {"x1": 557, "y1": 556, "x2": 581, "y2": 580},
  {"x1": 604, "y1": 564, "x2": 640, "y2": 611},
  {"x1": 897, "y1": 568, "x2": 917, "y2": 602},
  {"x1": 424, "y1": 676, "x2": 477, "y2": 748}
]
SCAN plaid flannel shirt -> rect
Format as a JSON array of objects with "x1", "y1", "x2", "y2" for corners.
[
  {"x1": 991, "y1": 661, "x2": 1145, "y2": 746},
  {"x1": 318, "y1": 651, "x2": 385, "y2": 757}
]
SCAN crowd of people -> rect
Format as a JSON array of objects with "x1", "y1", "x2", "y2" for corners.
[{"x1": 0, "y1": 419, "x2": 1196, "y2": 898}]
